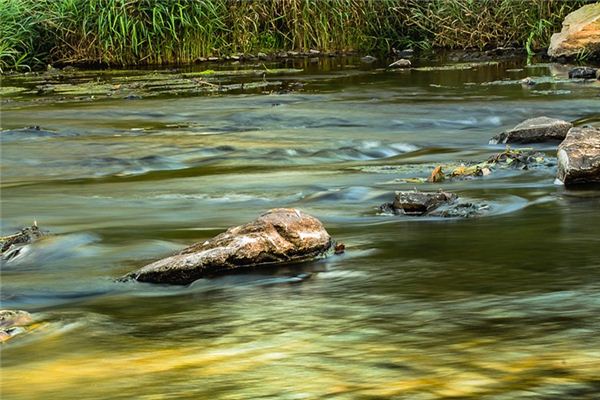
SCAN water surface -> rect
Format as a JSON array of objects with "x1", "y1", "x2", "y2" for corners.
[{"x1": 2, "y1": 57, "x2": 600, "y2": 399}]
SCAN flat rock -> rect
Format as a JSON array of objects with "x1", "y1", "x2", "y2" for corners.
[
  {"x1": 388, "y1": 59, "x2": 411, "y2": 69},
  {"x1": 548, "y1": 3, "x2": 600, "y2": 59},
  {"x1": 128, "y1": 208, "x2": 333, "y2": 285},
  {"x1": 490, "y1": 117, "x2": 573, "y2": 144},
  {"x1": 568, "y1": 66, "x2": 598, "y2": 79},
  {"x1": 557, "y1": 126, "x2": 600, "y2": 185}
]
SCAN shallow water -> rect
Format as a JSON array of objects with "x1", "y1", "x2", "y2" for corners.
[{"x1": 2, "y1": 56, "x2": 600, "y2": 399}]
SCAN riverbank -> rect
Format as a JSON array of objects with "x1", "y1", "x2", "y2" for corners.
[{"x1": 0, "y1": 0, "x2": 592, "y2": 72}]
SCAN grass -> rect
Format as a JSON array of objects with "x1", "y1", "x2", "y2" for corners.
[{"x1": 0, "y1": 0, "x2": 594, "y2": 71}]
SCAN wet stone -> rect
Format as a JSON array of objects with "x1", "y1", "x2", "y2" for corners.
[
  {"x1": 487, "y1": 148, "x2": 547, "y2": 169},
  {"x1": 360, "y1": 55, "x2": 377, "y2": 63},
  {"x1": 1, "y1": 224, "x2": 46, "y2": 261},
  {"x1": 490, "y1": 117, "x2": 573, "y2": 144},
  {"x1": 388, "y1": 59, "x2": 411, "y2": 69},
  {"x1": 557, "y1": 126, "x2": 600, "y2": 185},
  {"x1": 382, "y1": 190, "x2": 457, "y2": 216},
  {"x1": 568, "y1": 66, "x2": 598, "y2": 79},
  {"x1": 380, "y1": 190, "x2": 489, "y2": 218},
  {"x1": 127, "y1": 208, "x2": 333, "y2": 285}
]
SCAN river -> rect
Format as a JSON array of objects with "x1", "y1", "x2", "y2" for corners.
[{"x1": 1, "y1": 56, "x2": 600, "y2": 399}]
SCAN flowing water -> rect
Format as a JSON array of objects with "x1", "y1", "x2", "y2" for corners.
[{"x1": 1, "y1": 57, "x2": 600, "y2": 399}]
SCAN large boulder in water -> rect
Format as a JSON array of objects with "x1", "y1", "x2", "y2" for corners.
[
  {"x1": 489, "y1": 117, "x2": 572, "y2": 144},
  {"x1": 548, "y1": 3, "x2": 600, "y2": 59},
  {"x1": 128, "y1": 208, "x2": 333, "y2": 284},
  {"x1": 557, "y1": 126, "x2": 600, "y2": 185}
]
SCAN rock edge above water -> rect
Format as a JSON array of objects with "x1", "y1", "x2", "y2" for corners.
[
  {"x1": 557, "y1": 126, "x2": 600, "y2": 185},
  {"x1": 548, "y1": 3, "x2": 600, "y2": 59},
  {"x1": 490, "y1": 117, "x2": 573, "y2": 144},
  {"x1": 128, "y1": 208, "x2": 333, "y2": 285}
]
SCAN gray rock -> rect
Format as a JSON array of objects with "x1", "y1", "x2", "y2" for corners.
[
  {"x1": 557, "y1": 126, "x2": 600, "y2": 185},
  {"x1": 520, "y1": 77, "x2": 536, "y2": 86},
  {"x1": 382, "y1": 190, "x2": 457, "y2": 216},
  {"x1": 128, "y1": 208, "x2": 333, "y2": 285},
  {"x1": 490, "y1": 117, "x2": 573, "y2": 144},
  {"x1": 568, "y1": 66, "x2": 598, "y2": 79},
  {"x1": 380, "y1": 190, "x2": 488, "y2": 218},
  {"x1": 1, "y1": 223, "x2": 46, "y2": 261},
  {"x1": 360, "y1": 55, "x2": 377, "y2": 63},
  {"x1": 388, "y1": 59, "x2": 411, "y2": 69},
  {"x1": 394, "y1": 48, "x2": 414, "y2": 58}
]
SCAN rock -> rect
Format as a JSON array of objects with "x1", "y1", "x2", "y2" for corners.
[
  {"x1": 257, "y1": 52, "x2": 268, "y2": 60},
  {"x1": 487, "y1": 148, "x2": 546, "y2": 170},
  {"x1": 489, "y1": 117, "x2": 573, "y2": 144},
  {"x1": 520, "y1": 77, "x2": 536, "y2": 86},
  {"x1": 429, "y1": 202, "x2": 489, "y2": 218},
  {"x1": 380, "y1": 190, "x2": 489, "y2": 218},
  {"x1": 360, "y1": 55, "x2": 377, "y2": 63},
  {"x1": 557, "y1": 126, "x2": 600, "y2": 185},
  {"x1": 392, "y1": 48, "x2": 414, "y2": 58},
  {"x1": 568, "y1": 66, "x2": 598, "y2": 79},
  {"x1": 128, "y1": 208, "x2": 333, "y2": 284},
  {"x1": 1, "y1": 223, "x2": 46, "y2": 261},
  {"x1": 388, "y1": 59, "x2": 411, "y2": 69},
  {"x1": 0, "y1": 310, "x2": 33, "y2": 342},
  {"x1": 381, "y1": 190, "x2": 457, "y2": 216},
  {"x1": 548, "y1": 3, "x2": 600, "y2": 59}
]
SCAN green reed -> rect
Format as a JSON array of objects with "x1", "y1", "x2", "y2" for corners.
[{"x1": 0, "y1": 0, "x2": 592, "y2": 71}]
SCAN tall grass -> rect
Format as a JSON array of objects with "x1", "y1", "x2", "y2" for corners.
[
  {"x1": 0, "y1": 0, "x2": 593, "y2": 71},
  {"x1": 404, "y1": 0, "x2": 585, "y2": 51},
  {"x1": 0, "y1": 0, "x2": 45, "y2": 72}
]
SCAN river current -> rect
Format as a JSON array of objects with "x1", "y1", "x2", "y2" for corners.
[{"x1": 1, "y1": 57, "x2": 600, "y2": 399}]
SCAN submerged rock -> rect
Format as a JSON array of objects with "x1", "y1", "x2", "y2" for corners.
[
  {"x1": 1, "y1": 223, "x2": 46, "y2": 261},
  {"x1": 0, "y1": 310, "x2": 33, "y2": 342},
  {"x1": 128, "y1": 208, "x2": 333, "y2": 285},
  {"x1": 568, "y1": 66, "x2": 598, "y2": 79},
  {"x1": 388, "y1": 59, "x2": 411, "y2": 69},
  {"x1": 429, "y1": 201, "x2": 490, "y2": 218},
  {"x1": 0, "y1": 126, "x2": 57, "y2": 139},
  {"x1": 360, "y1": 55, "x2": 377, "y2": 63},
  {"x1": 489, "y1": 117, "x2": 573, "y2": 144},
  {"x1": 380, "y1": 190, "x2": 489, "y2": 218},
  {"x1": 381, "y1": 190, "x2": 457, "y2": 216},
  {"x1": 548, "y1": 3, "x2": 600, "y2": 59},
  {"x1": 557, "y1": 126, "x2": 600, "y2": 185},
  {"x1": 486, "y1": 148, "x2": 547, "y2": 170},
  {"x1": 392, "y1": 48, "x2": 414, "y2": 58}
]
